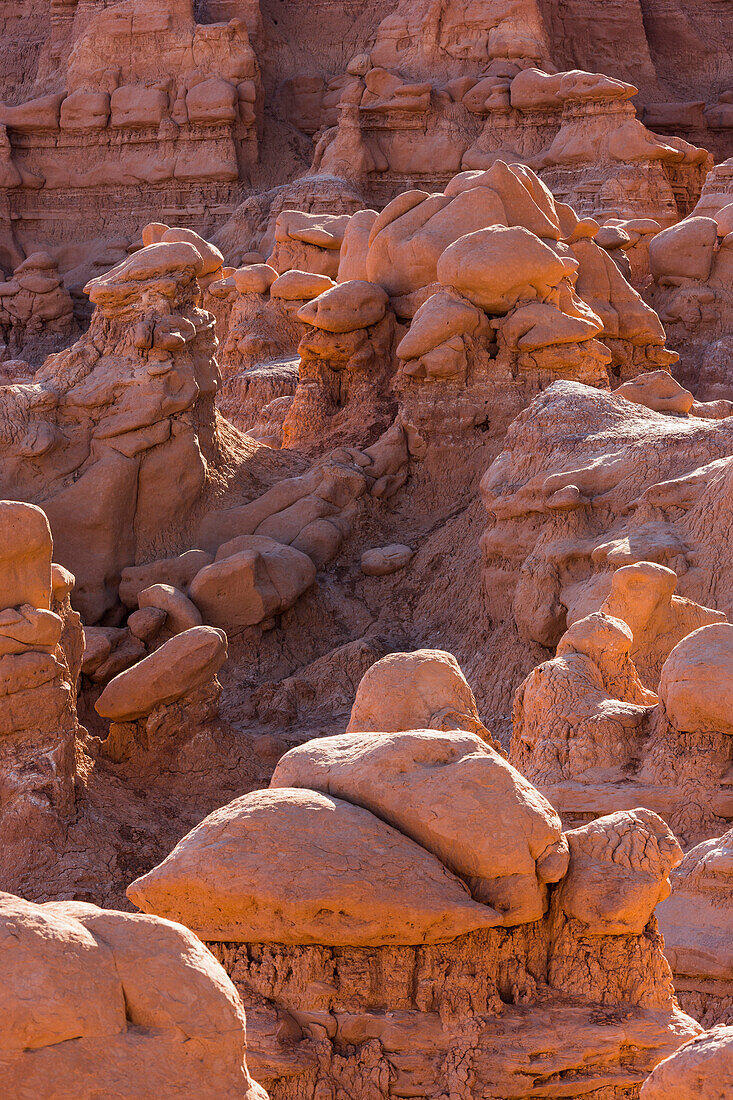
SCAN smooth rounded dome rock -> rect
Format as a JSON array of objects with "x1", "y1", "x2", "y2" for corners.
[
  {"x1": 0, "y1": 891, "x2": 265, "y2": 1099},
  {"x1": 436, "y1": 225, "x2": 576, "y2": 314},
  {"x1": 641, "y1": 1025, "x2": 733, "y2": 1099},
  {"x1": 232, "y1": 264, "x2": 278, "y2": 295},
  {"x1": 126, "y1": 787, "x2": 504, "y2": 945},
  {"x1": 659, "y1": 623, "x2": 733, "y2": 735},
  {"x1": 271, "y1": 728, "x2": 568, "y2": 924},
  {"x1": 297, "y1": 280, "x2": 388, "y2": 332},
  {"x1": 347, "y1": 649, "x2": 487, "y2": 738},
  {"x1": 269, "y1": 270, "x2": 335, "y2": 301}
]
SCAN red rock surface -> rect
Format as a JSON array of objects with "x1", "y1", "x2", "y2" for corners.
[{"x1": 1, "y1": 2, "x2": 733, "y2": 1096}]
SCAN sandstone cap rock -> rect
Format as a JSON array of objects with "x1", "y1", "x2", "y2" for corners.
[
  {"x1": 271, "y1": 728, "x2": 568, "y2": 924},
  {"x1": 233, "y1": 264, "x2": 278, "y2": 295},
  {"x1": 297, "y1": 279, "x2": 388, "y2": 332},
  {"x1": 558, "y1": 808, "x2": 683, "y2": 935},
  {"x1": 0, "y1": 500, "x2": 53, "y2": 611},
  {"x1": 270, "y1": 270, "x2": 335, "y2": 301},
  {"x1": 0, "y1": 891, "x2": 265, "y2": 1099},
  {"x1": 641, "y1": 1024, "x2": 733, "y2": 1098},
  {"x1": 437, "y1": 225, "x2": 576, "y2": 314},
  {"x1": 127, "y1": 787, "x2": 504, "y2": 945}
]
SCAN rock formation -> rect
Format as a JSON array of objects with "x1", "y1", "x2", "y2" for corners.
[
  {"x1": 0, "y1": 890, "x2": 266, "y2": 1099},
  {"x1": 2, "y1": 4, "x2": 733, "y2": 1096},
  {"x1": 0, "y1": 499, "x2": 82, "y2": 896},
  {"x1": 641, "y1": 1023, "x2": 733, "y2": 1099},
  {"x1": 657, "y1": 826, "x2": 733, "y2": 1027},
  {"x1": 127, "y1": 723, "x2": 699, "y2": 1098}
]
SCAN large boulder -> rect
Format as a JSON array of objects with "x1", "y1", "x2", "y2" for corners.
[
  {"x1": 558, "y1": 809, "x2": 683, "y2": 935},
  {"x1": 658, "y1": 624, "x2": 733, "y2": 735},
  {"x1": 347, "y1": 649, "x2": 491, "y2": 739},
  {"x1": 271, "y1": 729, "x2": 568, "y2": 924},
  {"x1": 641, "y1": 1025, "x2": 733, "y2": 1098},
  {"x1": 436, "y1": 225, "x2": 576, "y2": 314},
  {"x1": 0, "y1": 891, "x2": 265, "y2": 1099},
  {"x1": 189, "y1": 536, "x2": 316, "y2": 632},
  {"x1": 127, "y1": 787, "x2": 504, "y2": 945}
]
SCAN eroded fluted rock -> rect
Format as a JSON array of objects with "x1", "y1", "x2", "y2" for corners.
[{"x1": 558, "y1": 808, "x2": 683, "y2": 935}]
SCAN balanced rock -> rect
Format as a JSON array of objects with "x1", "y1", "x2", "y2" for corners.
[
  {"x1": 297, "y1": 279, "x2": 388, "y2": 332},
  {"x1": 271, "y1": 728, "x2": 568, "y2": 924},
  {"x1": 347, "y1": 649, "x2": 491, "y2": 739}
]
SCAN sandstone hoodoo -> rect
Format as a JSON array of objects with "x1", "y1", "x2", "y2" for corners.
[{"x1": 2, "y1": 1, "x2": 733, "y2": 1096}]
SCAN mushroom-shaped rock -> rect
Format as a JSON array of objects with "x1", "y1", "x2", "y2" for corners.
[
  {"x1": 0, "y1": 500, "x2": 53, "y2": 611},
  {"x1": 271, "y1": 729, "x2": 568, "y2": 925},
  {"x1": 189, "y1": 536, "x2": 316, "y2": 632},
  {"x1": 95, "y1": 625, "x2": 227, "y2": 722},
  {"x1": 0, "y1": 892, "x2": 265, "y2": 1099},
  {"x1": 233, "y1": 264, "x2": 278, "y2": 295},
  {"x1": 85, "y1": 242, "x2": 204, "y2": 306},
  {"x1": 616, "y1": 370, "x2": 694, "y2": 415},
  {"x1": 297, "y1": 280, "x2": 388, "y2": 332},
  {"x1": 270, "y1": 270, "x2": 335, "y2": 301},
  {"x1": 159, "y1": 227, "x2": 224, "y2": 276},
  {"x1": 556, "y1": 612, "x2": 656, "y2": 702},
  {"x1": 126, "y1": 787, "x2": 503, "y2": 945},
  {"x1": 641, "y1": 1025, "x2": 733, "y2": 1099},
  {"x1": 659, "y1": 624, "x2": 733, "y2": 735},
  {"x1": 557, "y1": 809, "x2": 683, "y2": 935},
  {"x1": 437, "y1": 226, "x2": 575, "y2": 314},
  {"x1": 347, "y1": 649, "x2": 491, "y2": 740}
]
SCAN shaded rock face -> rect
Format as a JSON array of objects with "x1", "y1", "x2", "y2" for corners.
[
  {"x1": 0, "y1": 234, "x2": 230, "y2": 624},
  {"x1": 657, "y1": 827, "x2": 733, "y2": 1028},
  {"x1": 0, "y1": 500, "x2": 83, "y2": 897},
  {"x1": 481, "y1": 383, "x2": 733, "y2": 841}
]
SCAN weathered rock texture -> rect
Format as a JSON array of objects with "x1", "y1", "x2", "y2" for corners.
[
  {"x1": 4, "y1": 7, "x2": 733, "y2": 1098},
  {"x1": 128, "y1": 726, "x2": 699, "y2": 1098},
  {"x1": 657, "y1": 826, "x2": 733, "y2": 1028},
  {"x1": 641, "y1": 1023, "x2": 733, "y2": 1099},
  {"x1": 0, "y1": 499, "x2": 83, "y2": 897}
]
